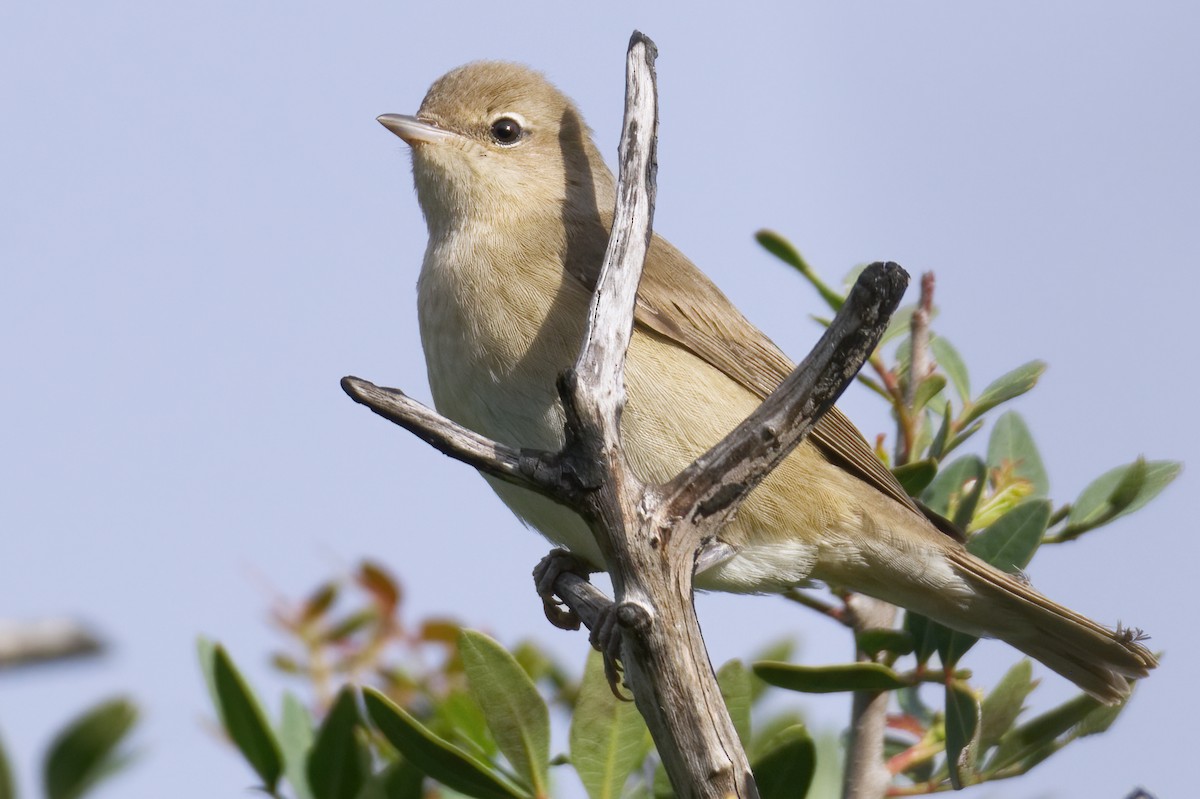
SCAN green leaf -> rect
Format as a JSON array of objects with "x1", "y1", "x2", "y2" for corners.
[
  {"x1": 436, "y1": 691, "x2": 496, "y2": 761},
  {"x1": 809, "y1": 733, "x2": 847, "y2": 799},
  {"x1": 1107, "y1": 458, "x2": 1148, "y2": 510},
  {"x1": 903, "y1": 612, "x2": 945, "y2": 666},
  {"x1": 961, "y1": 361, "x2": 1046, "y2": 427},
  {"x1": 43, "y1": 696, "x2": 138, "y2": 799},
  {"x1": 512, "y1": 640, "x2": 568, "y2": 690},
  {"x1": 459, "y1": 631, "x2": 550, "y2": 796},
  {"x1": 944, "y1": 683, "x2": 980, "y2": 790},
  {"x1": 197, "y1": 637, "x2": 219, "y2": 711},
  {"x1": 922, "y1": 455, "x2": 986, "y2": 527},
  {"x1": 323, "y1": 610, "x2": 376, "y2": 644},
  {"x1": 752, "y1": 725, "x2": 816, "y2": 799},
  {"x1": 930, "y1": 335, "x2": 970, "y2": 404},
  {"x1": 570, "y1": 651, "x2": 652, "y2": 799},
  {"x1": 856, "y1": 372, "x2": 893, "y2": 402},
  {"x1": 753, "y1": 662, "x2": 906, "y2": 694},
  {"x1": 942, "y1": 418, "x2": 984, "y2": 459},
  {"x1": 969, "y1": 482, "x2": 1036, "y2": 532},
  {"x1": 840, "y1": 262, "x2": 869, "y2": 290},
  {"x1": 892, "y1": 459, "x2": 937, "y2": 496},
  {"x1": 363, "y1": 688, "x2": 528, "y2": 799},
  {"x1": 987, "y1": 412, "x2": 1049, "y2": 497},
  {"x1": 651, "y1": 760, "x2": 672, "y2": 799},
  {"x1": 940, "y1": 500, "x2": 1051, "y2": 665},
  {"x1": 856, "y1": 628, "x2": 915, "y2": 658},
  {"x1": 356, "y1": 760, "x2": 425, "y2": 799},
  {"x1": 978, "y1": 660, "x2": 1037, "y2": 750},
  {"x1": 301, "y1": 582, "x2": 340, "y2": 624},
  {"x1": 0, "y1": 729, "x2": 14, "y2": 799},
  {"x1": 912, "y1": 375, "x2": 947, "y2": 414},
  {"x1": 1066, "y1": 459, "x2": 1182, "y2": 534},
  {"x1": 924, "y1": 389, "x2": 949, "y2": 418},
  {"x1": 896, "y1": 686, "x2": 934, "y2": 727},
  {"x1": 747, "y1": 712, "x2": 808, "y2": 761},
  {"x1": 755, "y1": 230, "x2": 844, "y2": 311},
  {"x1": 716, "y1": 660, "x2": 752, "y2": 747},
  {"x1": 1069, "y1": 698, "x2": 1126, "y2": 740},
  {"x1": 212, "y1": 644, "x2": 283, "y2": 792},
  {"x1": 308, "y1": 687, "x2": 367, "y2": 799},
  {"x1": 987, "y1": 694, "x2": 1103, "y2": 775},
  {"x1": 911, "y1": 409, "x2": 935, "y2": 461},
  {"x1": 928, "y1": 401, "x2": 953, "y2": 460},
  {"x1": 993, "y1": 694, "x2": 1128, "y2": 777},
  {"x1": 747, "y1": 639, "x2": 796, "y2": 703},
  {"x1": 968, "y1": 499, "x2": 1050, "y2": 573},
  {"x1": 279, "y1": 693, "x2": 316, "y2": 799},
  {"x1": 879, "y1": 305, "x2": 917, "y2": 347}
]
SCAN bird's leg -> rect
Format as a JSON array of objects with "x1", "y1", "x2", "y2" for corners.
[
  {"x1": 588, "y1": 603, "x2": 630, "y2": 700},
  {"x1": 532, "y1": 548, "x2": 594, "y2": 631},
  {"x1": 694, "y1": 538, "x2": 737, "y2": 576},
  {"x1": 533, "y1": 548, "x2": 628, "y2": 696}
]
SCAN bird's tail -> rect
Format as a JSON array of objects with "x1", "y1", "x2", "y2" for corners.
[{"x1": 943, "y1": 548, "x2": 1157, "y2": 704}]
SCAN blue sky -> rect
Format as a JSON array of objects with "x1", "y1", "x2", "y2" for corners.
[{"x1": 2, "y1": 2, "x2": 1196, "y2": 797}]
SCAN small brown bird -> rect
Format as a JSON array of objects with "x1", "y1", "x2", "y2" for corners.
[{"x1": 378, "y1": 61, "x2": 1155, "y2": 703}]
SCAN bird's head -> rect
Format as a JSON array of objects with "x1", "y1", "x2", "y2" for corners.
[{"x1": 379, "y1": 62, "x2": 614, "y2": 237}]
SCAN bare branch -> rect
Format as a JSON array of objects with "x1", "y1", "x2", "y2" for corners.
[
  {"x1": 907, "y1": 272, "x2": 935, "y2": 407},
  {"x1": 554, "y1": 31, "x2": 660, "y2": 499},
  {"x1": 573, "y1": 32, "x2": 659, "y2": 402},
  {"x1": 847, "y1": 273, "x2": 931, "y2": 799},
  {"x1": 897, "y1": 271, "x2": 935, "y2": 463},
  {"x1": 340, "y1": 377, "x2": 577, "y2": 499},
  {"x1": 843, "y1": 595, "x2": 899, "y2": 799},
  {"x1": 546, "y1": 571, "x2": 613, "y2": 632},
  {"x1": 549, "y1": 34, "x2": 761, "y2": 799},
  {"x1": 0, "y1": 618, "x2": 103, "y2": 669},
  {"x1": 345, "y1": 31, "x2": 909, "y2": 799},
  {"x1": 663, "y1": 261, "x2": 909, "y2": 539},
  {"x1": 782, "y1": 588, "x2": 851, "y2": 627}
]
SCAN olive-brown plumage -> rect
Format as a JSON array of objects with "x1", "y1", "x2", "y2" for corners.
[{"x1": 379, "y1": 61, "x2": 1156, "y2": 703}]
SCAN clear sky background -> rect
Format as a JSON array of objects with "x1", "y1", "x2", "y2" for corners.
[{"x1": 2, "y1": 2, "x2": 1196, "y2": 797}]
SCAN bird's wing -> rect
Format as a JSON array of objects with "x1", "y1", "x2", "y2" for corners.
[{"x1": 567, "y1": 228, "x2": 941, "y2": 530}]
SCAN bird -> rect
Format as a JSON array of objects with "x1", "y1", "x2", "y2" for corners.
[{"x1": 376, "y1": 61, "x2": 1155, "y2": 703}]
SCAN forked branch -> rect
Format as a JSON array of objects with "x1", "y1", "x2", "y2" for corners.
[{"x1": 343, "y1": 31, "x2": 907, "y2": 799}]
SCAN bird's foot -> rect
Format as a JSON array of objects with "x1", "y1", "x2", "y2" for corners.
[
  {"x1": 589, "y1": 603, "x2": 629, "y2": 700},
  {"x1": 533, "y1": 549, "x2": 593, "y2": 631}
]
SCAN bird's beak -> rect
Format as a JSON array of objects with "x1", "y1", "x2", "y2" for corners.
[{"x1": 376, "y1": 114, "x2": 458, "y2": 146}]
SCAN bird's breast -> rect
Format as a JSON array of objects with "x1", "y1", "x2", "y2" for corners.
[
  {"x1": 413, "y1": 229, "x2": 900, "y2": 593},
  {"x1": 416, "y1": 230, "x2": 589, "y2": 452}
]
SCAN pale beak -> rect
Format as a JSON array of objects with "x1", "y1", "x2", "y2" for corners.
[{"x1": 376, "y1": 114, "x2": 459, "y2": 146}]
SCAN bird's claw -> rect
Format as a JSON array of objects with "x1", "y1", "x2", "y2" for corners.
[
  {"x1": 533, "y1": 550, "x2": 626, "y2": 697},
  {"x1": 589, "y1": 604, "x2": 630, "y2": 700},
  {"x1": 533, "y1": 549, "x2": 591, "y2": 631},
  {"x1": 541, "y1": 596, "x2": 580, "y2": 630}
]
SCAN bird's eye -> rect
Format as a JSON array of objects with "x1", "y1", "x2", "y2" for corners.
[{"x1": 489, "y1": 116, "x2": 524, "y2": 145}]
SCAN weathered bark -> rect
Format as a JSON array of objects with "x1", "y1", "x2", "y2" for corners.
[{"x1": 343, "y1": 31, "x2": 908, "y2": 799}]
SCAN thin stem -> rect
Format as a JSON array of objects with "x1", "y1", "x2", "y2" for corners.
[
  {"x1": 846, "y1": 274, "x2": 934, "y2": 798},
  {"x1": 886, "y1": 740, "x2": 942, "y2": 777},
  {"x1": 896, "y1": 272, "x2": 935, "y2": 464},
  {"x1": 782, "y1": 588, "x2": 851, "y2": 627},
  {"x1": 843, "y1": 594, "x2": 899, "y2": 799}
]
